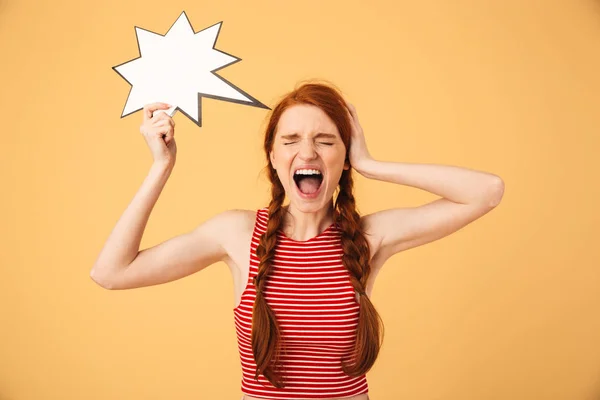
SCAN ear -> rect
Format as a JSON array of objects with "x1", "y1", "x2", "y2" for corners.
[
  {"x1": 270, "y1": 151, "x2": 276, "y2": 170},
  {"x1": 343, "y1": 158, "x2": 350, "y2": 170}
]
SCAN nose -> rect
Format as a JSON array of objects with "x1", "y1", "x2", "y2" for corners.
[{"x1": 298, "y1": 138, "x2": 317, "y2": 160}]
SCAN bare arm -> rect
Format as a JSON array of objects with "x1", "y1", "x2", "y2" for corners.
[
  {"x1": 90, "y1": 102, "x2": 236, "y2": 290},
  {"x1": 90, "y1": 162, "x2": 173, "y2": 288},
  {"x1": 90, "y1": 160, "x2": 243, "y2": 290},
  {"x1": 345, "y1": 102, "x2": 504, "y2": 262}
]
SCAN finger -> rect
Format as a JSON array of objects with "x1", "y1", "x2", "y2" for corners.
[
  {"x1": 345, "y1": 107, "x2": 356, "y2": 125},
  {"x1": 163, "y1": 128, "x2": 175, "y2": 145},
  {"x1": 150, "y1": 112, "x2": 170, "y2": 123},
  {"x1": 346, "y1": 103, "x2": 357, "y2": 119},
  {"x1": 158, "y1": 125, "x2": 172, "y2": 139},
  {"x1": 343, "y1": 101, "x2": 354, "y2": 116},
  {"x1": 143, "y1": 102, "x2": 171, "y2": 122},
  {"x1": 164, "y1": 132, "x2": 174, "y2": 146},
  {"x1": 349, "y1": 107, "x2": 361, "y2": 125},
  {"x1": 150, "y1": 109, "x2": 172, "y2": 122},
  {"x1": 152, "y1": 119, "x2": 174, "y2": 129},
  {"x1": 162, "y1": 117, "x2": 176, "y2": 129},
  {"x1": 151, "y1": 114, "x2": 175, "y2": 128},
  {"x1": 144, "y1": 105, "x2": 170, "y2": 122}
]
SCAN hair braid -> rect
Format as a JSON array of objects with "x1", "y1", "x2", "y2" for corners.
[
  {"x1": 334, "y1": 170, "x2": 385, "y2": 376},
  {"x1": 251, "y1": 165, "x2": 287, "y2": 388}
]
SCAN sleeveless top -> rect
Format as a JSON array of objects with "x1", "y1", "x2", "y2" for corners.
[{"x1": 233, "y1": 208, "x2": 369, "y2": 399}]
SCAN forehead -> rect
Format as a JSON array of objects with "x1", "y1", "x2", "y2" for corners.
[{"x1": 276, "y1": 104, "x2": 339, "y2": 136}]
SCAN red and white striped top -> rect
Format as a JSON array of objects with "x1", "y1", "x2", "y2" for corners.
[{"x1": 233, "y1": 208, "x2": 368, "y2": 399}]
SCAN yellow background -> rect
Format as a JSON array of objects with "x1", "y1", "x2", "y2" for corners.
[{"x1": 1, "y1": 0, "x2": 599, "y2": 399}]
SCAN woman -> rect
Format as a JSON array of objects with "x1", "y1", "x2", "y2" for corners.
[{"x1": 91, "y1": 82, "x2": 504, "y2": 400}]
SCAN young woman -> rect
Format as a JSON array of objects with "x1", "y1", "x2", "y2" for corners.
[{"x1": 91, "y1": 82, "x2": 504, "y2": 400}]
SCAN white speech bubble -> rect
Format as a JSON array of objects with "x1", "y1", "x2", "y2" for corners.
[{"x1": 113, "y1": 11, "x2": 269, "y2": 126}]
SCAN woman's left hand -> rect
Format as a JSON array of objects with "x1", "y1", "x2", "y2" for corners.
[{"x1": 346, "y1": 102, "x2": 374, "y2": 173}]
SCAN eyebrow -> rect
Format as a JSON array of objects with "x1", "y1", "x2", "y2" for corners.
[{"x1": 280, "y1": 132, "x2": 338, "y2": 140}]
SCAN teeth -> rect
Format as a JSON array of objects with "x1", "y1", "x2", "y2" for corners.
[{"x1": 294, "y1": 169, "x2": 322, "y2": 176}]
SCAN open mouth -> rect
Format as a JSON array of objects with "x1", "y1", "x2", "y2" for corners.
[{"x1": 293, "y1": 169, "x2": 324, "y2": 195}]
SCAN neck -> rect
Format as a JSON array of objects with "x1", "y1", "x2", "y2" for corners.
[{"x1": 281, "y1": 203, "x2": 334, "y2": 241}]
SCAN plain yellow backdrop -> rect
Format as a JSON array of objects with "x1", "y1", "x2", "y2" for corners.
[{"x1": 1, "y1": 0, "x2": 599, "y2": 399}]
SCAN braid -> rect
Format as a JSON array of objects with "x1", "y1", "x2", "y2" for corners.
[
  {"x1": 251, "y1": 165, "x2": 287, "y2": 388},
  {"x1": 334, "y1": 170, "x2": 385, "y2": 376}
]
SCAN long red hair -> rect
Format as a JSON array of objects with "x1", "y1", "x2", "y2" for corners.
[{"x1": 251, "y1": 81, "x2": 384, "y2": 387}]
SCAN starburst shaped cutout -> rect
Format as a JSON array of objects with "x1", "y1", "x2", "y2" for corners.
[{"x1": 113, "y1": 11, "x2": 269, "y2": 126}]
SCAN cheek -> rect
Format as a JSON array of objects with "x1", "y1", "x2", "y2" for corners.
[{"x1": 325, "y1": 152, "x2": 347, "y2": 171}]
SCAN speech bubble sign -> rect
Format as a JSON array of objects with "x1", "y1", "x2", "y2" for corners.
[{"x1": 113, "y1": 11, "x2": 269, "y2": 126}]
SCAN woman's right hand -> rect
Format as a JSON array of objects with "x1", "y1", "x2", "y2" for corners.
[{"x1": 139, "y1": 102, "x2": 177, "y2": 168}]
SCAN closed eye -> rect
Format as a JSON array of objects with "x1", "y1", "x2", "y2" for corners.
[{"x1": 283, "y1": 142, "x2": 334, "y2": 146}]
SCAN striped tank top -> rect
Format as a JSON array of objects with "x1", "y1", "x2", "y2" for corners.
[{"x1": 233, "y1": 207, "x2": 369, "y2": 399}]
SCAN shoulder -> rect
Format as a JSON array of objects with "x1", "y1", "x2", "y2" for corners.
[
  {"x1": 198, "y1": 209, "x2": 257, "y2": 255},
  {"x1": 212, "y1": 208, "x2": 257, "y2": 233}
]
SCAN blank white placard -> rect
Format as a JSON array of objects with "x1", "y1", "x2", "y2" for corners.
[{"x1": 113, "y1": 11, "x2": 269, "y2": 126}]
